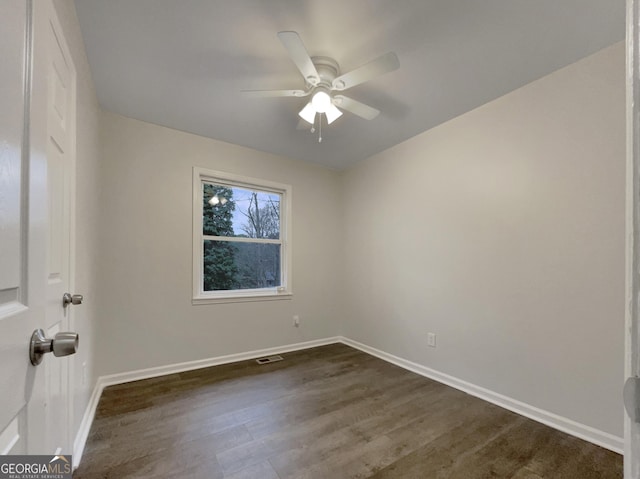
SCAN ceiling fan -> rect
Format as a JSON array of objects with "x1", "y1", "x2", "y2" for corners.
[{"x1": 242, "y1": 31, "x2": 399, "y2": 129}]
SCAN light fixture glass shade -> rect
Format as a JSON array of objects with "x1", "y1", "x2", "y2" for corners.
[
  {"x1": 299, "y1": 102, "x2": 316, "y2": 124},
  {"x1": 311, "y1": 91, "x2": 332, "y2": 113},
  {"x1": 325, "y1": 104, "x2": 343, "y2": 124}
]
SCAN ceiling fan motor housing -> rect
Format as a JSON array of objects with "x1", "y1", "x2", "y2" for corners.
[{"x1": 309, "y1": 56, "x2": 340, "y2": 90}]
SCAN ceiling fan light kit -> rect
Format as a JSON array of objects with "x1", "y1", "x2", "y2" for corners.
[
  {"x1": 324, "y1": 103, "x2": 343, "y2": 124},
  {"x1": 299, "y1": 88, "x2": 343, "y2": 126},
  {"x1": 242, "y1": 31, "x2": 399, "y2": 142},
  {"x1": 311, "y1": 89, "x2": 331, "y2": 113},
  {"x1": 298, "y1": 102, "x2": 316, "y2": 124}
]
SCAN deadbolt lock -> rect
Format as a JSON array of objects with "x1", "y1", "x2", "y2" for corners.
[{"x1": 62, "y1": 292, "x2": 83, "y2": 307}]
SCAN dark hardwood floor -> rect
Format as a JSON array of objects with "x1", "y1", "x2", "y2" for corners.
[{"x1": 73, "y1": 343, "x2": 622, "y2": 478}]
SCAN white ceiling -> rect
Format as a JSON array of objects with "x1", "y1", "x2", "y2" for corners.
[{"x1": 74, "y1": 0, "x2": 624, "y2": 170}]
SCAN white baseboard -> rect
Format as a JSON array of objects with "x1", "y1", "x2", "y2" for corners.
[
  {"x1": 72, "y1": 336, "x2": 341, "y2": 468},
  {"x1": 73, "y1": 335, "x2": 623, "y2": 470},
  {"x1": 72, "y1": 377, "x2": 102, "y2": 469},
  {"x1": 339, "y1": 337, "x2": 624, "y2": 454},
  {"x1": 97, "y1": 336, "x2": 341, "y2": 389}
]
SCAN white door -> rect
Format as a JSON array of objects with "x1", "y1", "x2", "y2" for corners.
[
  {"x1": 40, "y1": 0, "x2": 76, "y2": 454},
  {"x1": 0, "y1": 0, "x2": 47, "y2": 456},
  {"x1": 0, "y1": 0, "x2": 77, "y2": 458},
  {"x1": 627, "y1": 0, "x2": 640, "y2": 477},
  {"x1": 37, "y1": 0, "x2": 78, "y2": 456}
]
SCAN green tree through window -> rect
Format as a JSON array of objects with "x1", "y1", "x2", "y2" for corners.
[{"x1": 202, "y1": 184, "x2": 237, "y2": 291}]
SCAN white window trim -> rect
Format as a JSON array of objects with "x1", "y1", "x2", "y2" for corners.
[{"x1": 192, "y1": 167, "x2": 293, "y2": 304}]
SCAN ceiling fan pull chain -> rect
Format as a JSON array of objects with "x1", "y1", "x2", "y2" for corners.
[{"x1": 319, "y1": 114, "x2": 323, "y2": 143}]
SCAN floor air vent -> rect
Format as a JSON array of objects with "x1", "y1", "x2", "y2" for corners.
[{"x1": 256, "y1": 355, "x2": 284, "y2": 365}]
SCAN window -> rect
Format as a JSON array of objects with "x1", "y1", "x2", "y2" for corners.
[{"x1": 193, "y1": 167, "x2": 292, "y2": 303}]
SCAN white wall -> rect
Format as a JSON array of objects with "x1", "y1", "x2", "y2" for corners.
[
  {"x1": 341, "y1": 43, "x2": 625, "y2": 437},
  {"x1": 51, "y1": 0, "x2": 102, "y2": 445},
  {"x1": 96, "y1": 112, "x2": 343, "y2": 376}
]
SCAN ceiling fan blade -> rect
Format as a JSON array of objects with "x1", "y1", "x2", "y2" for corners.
[
  {"x1": 241, "y1": 89, "x2": 308, "y2": 98},
  {"x1": 333, "y1": 95, "x2": 380, "y2": 120},
  {"x1": 332, "y1": 52, "x2": 399, "y2": 91},
  {"x1": 277, "y1": 31, "x2": 320, "y2": 86}
]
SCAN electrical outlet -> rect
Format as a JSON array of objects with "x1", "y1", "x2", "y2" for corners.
[
  {"x1": 293, "y1": 315, "x2": 300, "y2": 327},
  {"x1": 427, "y1": 332, "x2": 436, "y2": 348}
]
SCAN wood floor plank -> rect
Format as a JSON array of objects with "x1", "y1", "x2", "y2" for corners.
[
  {"x1": 272, "y1": 386, "x2": 503, "y2": 478},
  {"x1": 219, "y1": 371, "x2": 445, "y2": 475},
  {"x1": 73, "y1": 343, "x2": 622, "y2": 478},
  {"x1": 223, "y1": 460, "x2": 281, "y2": 479},
  {"x1": 245, "y1": 370, "x2": 435, "y2": 442},
  {"x1": 445, "y1": 418, "x2": 622, "y2": 479}
]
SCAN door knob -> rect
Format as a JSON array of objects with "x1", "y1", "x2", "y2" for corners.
[
  {"x1": 30, "y1": 329, "x2": 79, "y2": 366},
  {"x1": 62, "y1": 292, "x2": 83, "y2": 307}
]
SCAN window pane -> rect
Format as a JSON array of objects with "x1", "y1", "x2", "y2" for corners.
[
  {"x1": 203, "y1": 240, "x2": 281, "y2": 291},
  {"x1": 203, "y1": 183, "x2": 280, "y2": 239}
]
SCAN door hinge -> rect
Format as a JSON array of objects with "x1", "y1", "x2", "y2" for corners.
[{"x1": 624, "y1": 376, "x2": 640, "y2": 423}]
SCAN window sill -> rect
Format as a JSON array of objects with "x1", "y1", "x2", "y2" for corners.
[{"x1": 192, "y1": 292, "x2": 293, "y2": 305}]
